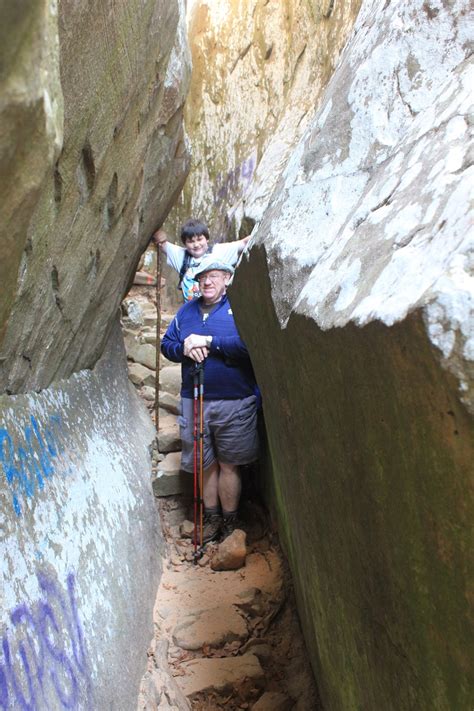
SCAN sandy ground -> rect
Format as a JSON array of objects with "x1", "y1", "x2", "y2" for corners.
[
  {"x1": 139, "y1": 493, "x2": 322, "y2": 710},
  {"x1": 124, "y1": 295, "x2": 321, "y2": 709}
]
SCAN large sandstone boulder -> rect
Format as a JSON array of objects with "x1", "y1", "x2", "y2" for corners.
[
  {"x1": 0, "y1": 2, "x2": 191, "y2": 708},
  {"x1": 0, "y1": 1, "x2": 63, "y2": 347},
  {"x1": 232, "y1": 0, "x2": 473, "y2": 709},
  {"x1": 0, "y1": 0, "x2": 191, "y2": 394},
  {"x1": 162, "y1": 0, "x2": 361, "y2": 308},
  {"x1": 0, "y1": 322, "x2": 164, "y2": 710}
]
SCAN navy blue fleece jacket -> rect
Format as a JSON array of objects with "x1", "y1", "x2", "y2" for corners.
[{"x1": 161, "y1": 295, "x2": 256, "y2": 400}]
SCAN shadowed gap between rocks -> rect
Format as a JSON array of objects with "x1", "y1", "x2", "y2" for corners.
[{"x1": 122, "y1": 284, "x2": 322, "y2": 710}]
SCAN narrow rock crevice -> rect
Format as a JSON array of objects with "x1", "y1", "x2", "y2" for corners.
[{"x1": 122, "y1": 292, "x2": 321, "y2": 710}]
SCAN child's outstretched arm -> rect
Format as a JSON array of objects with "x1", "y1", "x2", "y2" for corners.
[
  {"x1": 236, "y1": 235, "x2": 251, "y2": 254},
  {"x1": 151, "y1": 228, "x2": 168, "y2": 254}
]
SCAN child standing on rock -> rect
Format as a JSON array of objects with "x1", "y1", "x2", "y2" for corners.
[{"x1": 152, "y1": 218, "x2": 249, "y2": 302}]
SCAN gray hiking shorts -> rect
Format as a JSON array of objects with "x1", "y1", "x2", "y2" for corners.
[{"x1": 178, "y1": 396, "x2": 259, "y2": 472}]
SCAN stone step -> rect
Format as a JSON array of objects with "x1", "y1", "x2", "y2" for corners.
[
  {"x1": 128, "y1": 362, "x2": 155, "y2": 387},
  {"x1": 157, "y1": 414, "x2": 181, "y2": 453},
  {"x1": 142, "y1": 332, "x2": 157, "y2": 346},
  {"x1": 144, "y1": 314, "x2": 157, "y2": 327},
  {"x1": 122, "y1": 298, "x2": 157, "y2": 326},
  {"x1": 160, "y1": 365, "x2": 182, "y2": 397},
  {"x1": 178, "y1": 653, "x2": 264, "y2": 698},
  {"x1": 127, "y1": 342, "x2": 157, "y2": 370},
  {"x1": 152, "y1": 452, "x2": 192, "y2": 497},
  {"x1": 141, "y1": 385, "x2": 156, "y2": 401},
  {"x1": 172, "y1": 605, "x2": 248, "y2": 651},
  {"x1": 161, "y1": 313, "x2": 174, "y2": 328},
  {"x1": 159, "y1": 391, "x2": 180, "y2": 415}
]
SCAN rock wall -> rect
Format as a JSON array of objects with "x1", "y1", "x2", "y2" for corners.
[
  {"x1": 0, "y1": 322, "x2": 162, "y2": 709},
  {"x1": 0, "y1": 1, "x2": 191, "y2": 707},
  {"x1": 161, "y1": 0, "x2": 361, "y2": 308},
  {"x1": 231, "y1": 0, "x2": 474, "y2": 708},
  {"x1": 0, "y1": 0, "x2": 191, "y2": 394},
  {"x1": 0, "y1": 1, "x2": 62, "y2": 349}
]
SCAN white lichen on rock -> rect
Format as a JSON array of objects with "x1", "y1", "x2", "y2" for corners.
[
  {"x1": 249, "y1": 0, "x2": 473, "y2": 410},
  {"x1": 166, "y1": 0, "x2": 361, "y2": 245}
]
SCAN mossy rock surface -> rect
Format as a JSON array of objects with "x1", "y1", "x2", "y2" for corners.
[{"x1": 232, "y1": 246, "x2": 473, "y2": 710}]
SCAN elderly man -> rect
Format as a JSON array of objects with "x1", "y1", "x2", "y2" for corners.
[{"x1": 161, "y1": 258, "x2": 259, "y2": 543}]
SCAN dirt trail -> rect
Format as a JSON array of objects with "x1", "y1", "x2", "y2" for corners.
[
  {"x1": 138, "y1": 492, "x2": 321, "y2": 710},
  {"x1": 123, "y1": 295, "x2": 320, "y2": 709}
]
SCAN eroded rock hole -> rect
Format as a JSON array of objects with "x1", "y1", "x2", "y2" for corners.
[
  {"x1": 53, "y1": 162, "x2": 63, "y2": 207},
  {"x1": 103, "y1": 172, "x2": 118, "y2": 230},
  {"x1": 76, "y1": 140, "x2": 96, "y2": 201},
  {"x1": 51, "y1": 265, "x2": 63, "y2": 310}
]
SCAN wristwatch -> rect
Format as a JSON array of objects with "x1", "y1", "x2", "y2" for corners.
[{"x1": 205, "y1": 336, "x2": 213, "y2": 348}]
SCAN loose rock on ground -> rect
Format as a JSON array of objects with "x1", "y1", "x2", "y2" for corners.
[{"x1": 124, "y1": 300, "x2": 320, "y2": 709}]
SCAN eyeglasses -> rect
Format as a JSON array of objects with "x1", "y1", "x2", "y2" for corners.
[{"x1": 197, "y1": 272, "x2": 226, "y2": 284}]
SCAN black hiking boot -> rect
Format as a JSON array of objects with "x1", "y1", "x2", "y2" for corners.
[
  {"x1": 196, "y1": 512, "x2": 222, "y2": 545},
  {"x1": 239, "y1": 500, "x2": 268, "y2": 544},
  {"x1": 221, "y1": 511, "x2": 242, "y2": 541}
]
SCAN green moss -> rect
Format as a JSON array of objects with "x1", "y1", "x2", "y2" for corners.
[{"x1": 230, "y1": 246, "x2": 474, "y2": 711}]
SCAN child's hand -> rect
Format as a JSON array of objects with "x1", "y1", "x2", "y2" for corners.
[
  {"x1": 237, "y1": 235, "x2": 251, "y2": 253},
  {"x1": 152, "y1": 228, "x2": 167, "y2": 245}
]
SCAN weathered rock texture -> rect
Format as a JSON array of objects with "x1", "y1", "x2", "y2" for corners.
[
  {"x1": 162, "y1": 0, "x2": 361, "y2": 307},
  {"x1": 0, "y1": 323, "x2": 162, "y2": 709},
  {"x1": 0, "y1": 0, "x2": 191, "y2": 394},
  {"x1": 0, "y1": 1, "x2": 62, "y2": 349},
  {"x1": 232, "y1": 0, "x2": 473, "y2": 709},
  {"x1": 0, "y1": 1, "x2": 191, "y2": 707}
]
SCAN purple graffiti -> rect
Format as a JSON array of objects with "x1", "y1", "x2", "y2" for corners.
[
  {"x1": 0, "y1": 571, "x2": 92, "y2": 710},
  {"x1": 0, "y1": 415, "x2": 66, "y2": 516},
  {"x1": 213, "y1": 154, "x2": 256, "y2": 207}
]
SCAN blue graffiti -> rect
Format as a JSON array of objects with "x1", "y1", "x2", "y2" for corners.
[
  {"x1": 0, "y1": 571, "x2": 93, "y2": 710},
  {"x1": 0, "y1": 415, "x2": 66, "y2": 517}
]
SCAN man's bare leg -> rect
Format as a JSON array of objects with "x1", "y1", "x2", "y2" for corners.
[
  {"x1": 203, "y1": 460, "x2": 219, "y2": 508},
  {"x1": 200, "y1": 460, "x2": 222, "y2": 543},
  {"x1": 201, "y1": 461, "x2": 242, "y2": 542},
  {"x1": 218, "y1": 461, "x2": 241, "y2": 514}
]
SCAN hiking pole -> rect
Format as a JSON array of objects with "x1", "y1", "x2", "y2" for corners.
[
  {"x1": 192, "y1": 364, "x2": 198, "y2": 561},
  {"x1": 154, "y1": 242, "x2": 162, "y2": 435},
  {"x1": 198, "y1": 363, "x2": 205, "y2": 552},
  {"x1": 192, "y1": 362, "x2": 204, "y2": 564}
]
